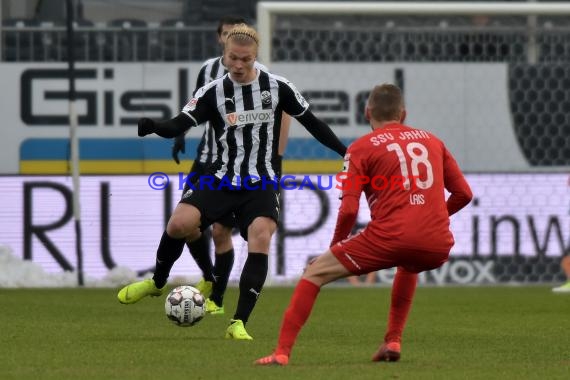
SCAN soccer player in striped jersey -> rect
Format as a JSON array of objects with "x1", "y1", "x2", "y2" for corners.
[
  {"x1": 170, "y1": 17, "x2": 276, "y2": 316},
  {"x1": 119, "y1": 25, "x2": 346, "y2": 340},
  {"x1": 255, "y1": 84, "x2": 473, "y2": 365}
]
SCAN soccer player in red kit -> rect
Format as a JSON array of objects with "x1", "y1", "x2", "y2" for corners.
[{"x1": 255, "y1": 83, "x2": 473, "y2": 366}]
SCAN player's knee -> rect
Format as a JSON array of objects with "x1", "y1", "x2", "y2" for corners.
[
  {"x1": 187, "y1": 228, "x2": 201, "y2": 242},
  {"x1": 301, "y1": 269, "x2": 326, "y2": 287},
  {"x1": 249, "y1": 229, "x2": 272, "y2": 248},
  {"x1": 167, "y1": 216, "x2": 194, "y2": 239},
  {"x1": 247, "y1": 219, "x2": 275, "y2": 248},
  {"x1": 212, "y1": 224, "x2": 232, "y2": 247},
  {"x1": 301, "y1": 251, "x2": 348, "y2": 287}
]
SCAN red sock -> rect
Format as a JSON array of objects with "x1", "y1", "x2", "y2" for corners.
[
  {"x1": 275, "y1": 278, "x2": 320, "y2": 357},
  {"x1": 384, "y1": 268, "x2": 418, "y2": 344}
]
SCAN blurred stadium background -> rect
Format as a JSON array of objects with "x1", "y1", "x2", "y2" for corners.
[{"x1": 0, "y1": 0, "x2": 569, "y2": 287}]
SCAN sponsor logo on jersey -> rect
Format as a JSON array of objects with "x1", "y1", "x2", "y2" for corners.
[
  {"x1": 227, "y1": 113, "x2": 237, "y2": 125},
  {"x1": 225, "y1": 110, "x2": 273, "y2": 126}
]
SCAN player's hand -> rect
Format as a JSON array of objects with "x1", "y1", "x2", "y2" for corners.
[
  {"x1": 172, "y1": 135, "x2": 186, "y2": 164},
  {"x1": 138, "y1": 117, "x2": 155, "y2": 137}
]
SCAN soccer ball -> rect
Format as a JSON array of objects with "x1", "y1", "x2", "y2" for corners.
[{"x1": 164, "y1": 285, "x2": 205, "y2": 327}]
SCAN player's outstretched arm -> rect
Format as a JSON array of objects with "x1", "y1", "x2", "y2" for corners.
[
  {"x1": 295, "y1": 111, "x2": 347, "y2": 157},
  {"x1": 138, "y1": 113, "x2": 196, "y2": 138}
]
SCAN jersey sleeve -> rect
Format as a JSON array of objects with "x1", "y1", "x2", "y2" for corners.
[
  {"x1": 181, "y1": 84, "x2": 216, "y2": 127},
  {"x1": 330, "y1": 145, "x2": 363, "y2": 246},
  {"x1": 339, "y1": 146, "x2": 366, "y2": 200},
  {"x1": 442, "y1": 145, "x2": 473, "y2": 215},
  {"x1": 277, "y1": 77, "x2": 310, "y2": 117}
]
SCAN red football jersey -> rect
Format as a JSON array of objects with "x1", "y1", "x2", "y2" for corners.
[{"x1": 332, "y1": 123, "x2": 472, "y2": 253}]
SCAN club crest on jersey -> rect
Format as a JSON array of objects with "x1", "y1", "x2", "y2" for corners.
[
  {"x1": 225, "y1": 110, "x2": 273, "y2": 126},
  {"x1": 261, "y1": 91, "x2": 272, "y2": 105}
]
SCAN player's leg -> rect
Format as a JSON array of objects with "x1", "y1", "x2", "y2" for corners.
[
  {"x1": 182, "y1": 162, "x2": 215, "y2": 295},
  {"x1": 256, "y1": 230, "x2": 403, "y2": 365},
  {"x1": 117, "y1": 203, "x2": 202, "y2": 304},
  {"x1": 371, "y1": 267, "x2": 417, "y2": 362},
  {"x1": 186, "y1": 231, "x2": 215, "y2": 296},
  {"x1": 365, "y1": 272, "x2": 377, "y2": 284},
  {"x1": 226, "y1": 186, "x2": 280, "y2": 340},
  {"x1": 255, "y1": 250, "x2": 352, "y2": 365},
  {"x1": 552, "y1": 255, "x2": 570, "y2": 292},
  {"x1": 226, "y1": 216, "x2": 276, "y2": 340},
  {"x1": 206, "y1": 220, "x2": 235, "y2": 315},
  {"x1": 372, "y1": 250, "x2": 448, "y2": 362},
  {"x1": 347, "y1": 275, "x2": 362, "y2": 286},
  {"x1": 383, "y1": 267, "x2": 418, "y2": 345}
]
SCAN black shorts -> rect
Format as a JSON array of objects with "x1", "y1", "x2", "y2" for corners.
[
  {"x1": 182, "y1": 160, "x2": 207, "y2": 191},
  {"x1": 181, "y1": 161, "x2": 235, "y2": 228},
  {"x1": 180, "y1": 178, "x2": 280, "y2": 241}
]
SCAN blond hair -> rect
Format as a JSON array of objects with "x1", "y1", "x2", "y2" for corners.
[{"x1": 226, "y1": 24, "x2": 259, "y2": 46}]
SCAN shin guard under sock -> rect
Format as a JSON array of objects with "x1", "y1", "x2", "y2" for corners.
[
  {"x1": 187, "y1": 233, "x2": 214, "y2": 282},
  {"x1": 210, "y1": 249, "x2": 234, "y2": 306},
  {"x1": 233, "y1": 253, "x2": 268, "y2": 324},
  {"x1": 384, "y1": 268, "x2": 418, "y2": 344},
  {"x1": 152, "y1": 231, "x2": 186, "y2": 288},
  {"x1": 275, "y1": 278, "x2": 320, "y2": 357}
]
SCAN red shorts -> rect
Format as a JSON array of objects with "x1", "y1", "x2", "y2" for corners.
[{"x1": 330, "y1": 229, "x2": 449, "y2": 275}]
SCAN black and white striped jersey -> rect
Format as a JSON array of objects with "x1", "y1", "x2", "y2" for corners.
[
  {"x1": 193, "y1": 56, "x2": 268, "y2": 166},
  {"x1": 182, "y1": 69, "x2": 309, "y2": 186}
]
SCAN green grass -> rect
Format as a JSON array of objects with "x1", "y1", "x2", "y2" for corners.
[{"x1": 1, "y1": 286, "x2": 569, "y2": 380}]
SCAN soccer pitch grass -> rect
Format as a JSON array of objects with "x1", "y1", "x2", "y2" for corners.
[{"x1": 1, "y1": 286, "x2": 568, "y2": 380}]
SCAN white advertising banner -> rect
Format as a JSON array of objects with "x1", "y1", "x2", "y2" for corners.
[
  {"x1": 0, "y1": 62, "x2": 540, "y2": 174},
  {"x1": 0, "y1": 173, "x2": 568, "y2": 284}
]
